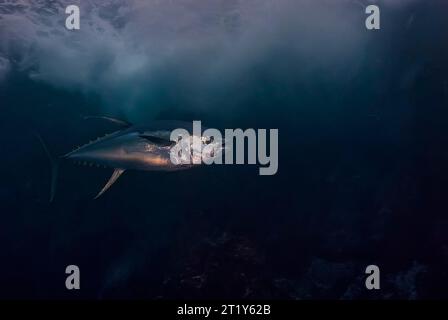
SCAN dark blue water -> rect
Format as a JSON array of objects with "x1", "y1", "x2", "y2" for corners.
[{"x1": 0, "y1": 1, "x2": 447, "y2": 299}]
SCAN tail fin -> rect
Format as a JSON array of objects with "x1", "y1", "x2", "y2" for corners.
[{"x1": 35, "y1": 134, "x2": 59, "y2": 202}]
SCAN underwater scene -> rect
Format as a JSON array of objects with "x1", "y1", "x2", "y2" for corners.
[{"x1": 0, "y1": 0, "x2": 447, "y2": 299}]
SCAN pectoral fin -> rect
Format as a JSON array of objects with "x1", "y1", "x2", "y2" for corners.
[
  {"x1": 94, "y1": 168, "x2": 125, "y2": 199},
  {"x1": 139, "y1": 134, "x2": 176, "y2": 147}
]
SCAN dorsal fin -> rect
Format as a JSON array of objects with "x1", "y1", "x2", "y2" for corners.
[
  {"x1": 94, "y1": 168, "x2": 125, "y2": 199},
  {"x1": 139, "y1": 134, "x2": 176, "y2": 147},
  {"x1": 84, "y1": 116, "x2": 131, "y2": 128}
]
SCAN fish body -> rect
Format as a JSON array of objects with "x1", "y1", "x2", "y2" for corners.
[
  {"x1": 39, "y1": 119, "x2": 225, "y2": 200},
  {"x1": 65, "y1": 125, "x2": 190, "y2": 171}
]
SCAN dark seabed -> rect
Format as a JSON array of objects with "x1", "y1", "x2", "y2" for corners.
[{"x1": 0, "y1": 0, "x2": 447, "y2": 299}]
